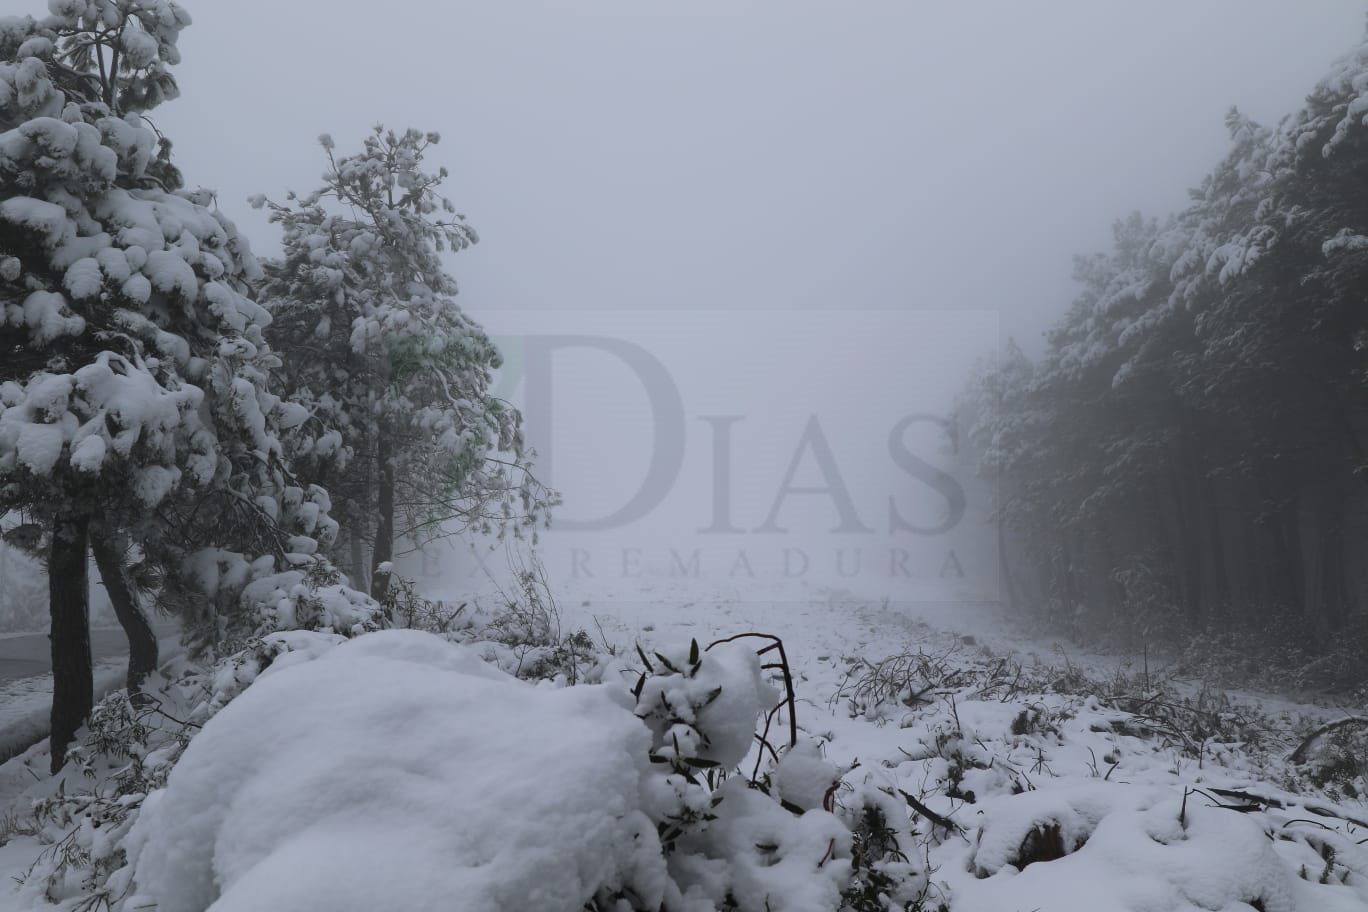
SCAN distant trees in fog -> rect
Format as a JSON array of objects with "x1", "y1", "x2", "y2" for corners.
[{"x1": 959, "y1": 37, "x2": 1368, "y2": 672}]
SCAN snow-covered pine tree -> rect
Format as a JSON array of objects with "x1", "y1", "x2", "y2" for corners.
[
  {"x1": 0, "y1": 1, "x2": 376, "y2": 772},
  {"x1": 255, "y1": 127, "x2": 553, "y2": 601}
]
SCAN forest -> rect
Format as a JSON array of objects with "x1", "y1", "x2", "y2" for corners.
[{"x1": 958, "y1": 51, "x2": 1368, "y2": 689}]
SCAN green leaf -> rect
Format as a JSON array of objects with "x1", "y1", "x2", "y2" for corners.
[
  {"x1": 683, "y1": 756, "x2": 721, "y2": 769},
  {"x1": 635, "y1": 643, "x2": 654, "y2": 673}
]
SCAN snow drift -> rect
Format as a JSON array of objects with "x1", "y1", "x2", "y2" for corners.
[{"x1": 121, "y1": 630, "x2": 671, "y2": 912}]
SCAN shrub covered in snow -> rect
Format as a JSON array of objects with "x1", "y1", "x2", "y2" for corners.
[
  {"x1": 89, "y1": 631, "x2": 858, "y2": 912},
  {"x1": 6, "y1": 625, "x2": 913, "y2": 912},
  {"x1": 119, "y1": 631, "x2": 670, "y2": 912}
]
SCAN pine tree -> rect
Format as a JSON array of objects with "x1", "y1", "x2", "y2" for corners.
[
  {"x1": 0, "y1": 2, "x2": 375, "y2": 771},
  {"x1": 255, "y1": 127, "x2": 553, "y2": 601}
]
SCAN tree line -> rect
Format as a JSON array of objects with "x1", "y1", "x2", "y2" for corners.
[
  {"x1": 0, "y1": 1, "x2": 551, "y2": 770},
  {"x1": 958, "y1": 32, "x2": 1368, "y2": 673}
]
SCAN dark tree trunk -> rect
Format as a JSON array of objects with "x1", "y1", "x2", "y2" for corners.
[
  {"x1": 1094, "y1": 519, "x2": 1125, "y2": 618},
  {"x1": 90, "y1": 533, "x2": 157, "y2": 701},
  {"x1": 1304, "y1": 450, "x2": 1349, "y2": 644},
  {"x1": 996, "y1": 512, "x2": 1018, "y2": 614},
  {"x1": 350, "y1": 532, "x2": 368, "y2": 593},
  {"x1": 48, "y1": 515, "x2": 92, "y2": 774},
  {"x1": 1061, "y1": 528, "x2": 1085, "y2": 640},
  {"x1": 1198, "y1": 472, "x2": 1230, "y2": 619},
  {"x1": 1167, "y1": 463, "x2": 1203, "y2": 622},
  {"x1": 370, "y1": 432, "x2": 395, "y2": 602}
]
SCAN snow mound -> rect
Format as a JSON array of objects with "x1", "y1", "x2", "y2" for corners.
[
  {"x1": 957, "y1": 797, "x2": 1305, "y2": 912},
  {"x1": 773, "y1": 738, "x2": 841, "y2": 812},
  {"x1": 122, "y1": 630, "x2": 669, "y2": 912}
]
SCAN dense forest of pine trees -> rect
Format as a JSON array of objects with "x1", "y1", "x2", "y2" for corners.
[{"x1": 959, "y1": 37, "x2": 1368, "y2": 680}]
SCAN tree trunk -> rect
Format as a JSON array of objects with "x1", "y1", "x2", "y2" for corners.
[
  {"x1": 350, "y1": 531, "x2": 368, "y2": 593},
  {"x1": 1198, "y1": 472, "x2": 1230, "y2": 620},
  {"x1": 90, "y1": 533, "x2": 157, "y2": 701},
  {"x1": 49, "y1": 515, "x2": 92, "y2": 774},
  {"x1": 996, "y1": 511, "x2": 1018, "y2": 614},
  {"x1": 370, "y1": 432, "x2": 395, "y2": 602}
]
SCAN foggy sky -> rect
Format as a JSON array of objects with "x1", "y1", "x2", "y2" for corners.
[
  {"x1": 161, "y1": 1, "x2": 1366, "y2": 349},
  {"x1": 152, "y1": 1, "x2": 1367, "y2": 595}
]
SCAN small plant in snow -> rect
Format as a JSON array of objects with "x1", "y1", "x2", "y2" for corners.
[
  {"x1": 24, "y1": 690, "x2": 195, "y2": 908},
  {"x1": 623, "y1": 636, "x2": 935, "y2": 911},
  {"x1": 382, "y1": 573, "x2": 469, "y2": 634},
  {"x1": 837, "y1": 785, "x2": 941, "y2": 912},
  {"x1": 631, "y1": 639, "x2": 737, "y2": 852},
  {"x1": 476, "y1": 550, "x2": 602, "y2": 684},
  {"x1": 834, "y1": 647, "x2": 964, "y2": 723},
  {"x1": 1294, "y1": 725, "x2": 1368, "y2": 801}
]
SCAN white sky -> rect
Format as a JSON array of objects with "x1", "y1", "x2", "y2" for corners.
[
  {"x1": 153, "y1": 1, "x2": 1367, "y2": 593},
  {"x1": 160, "y1": 1, "x2": 1366, "y2": 349}
]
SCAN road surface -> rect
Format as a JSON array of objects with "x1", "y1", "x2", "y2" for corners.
[{"x1": 0, "y1": 627, "x2": 169, "y2": 687}]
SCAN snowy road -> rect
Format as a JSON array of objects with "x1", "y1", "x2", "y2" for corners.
[
  {"x1": 0, "y1": 627, "x2": 146, "y2": 687},
  {"x1": 0, "y1": 624, "x2": 181, "y2": 766}
]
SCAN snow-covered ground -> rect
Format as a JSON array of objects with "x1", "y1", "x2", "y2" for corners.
[
  {"x1": 1, "y1": 578, "x2": 1365, "y2": 911},
  {"x1": 549, "y1": 579, "x2": 1368, "y2": 910},
  {"x1": 0, "y1": 658, "x2": 129, "y2": 766},
  {"x1": 0, "y1": 627, "x2": 183, "y2": 765}
]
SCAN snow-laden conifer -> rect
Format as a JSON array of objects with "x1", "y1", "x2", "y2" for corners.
[
  {"x1": 0, "y1": 1, "x2": 376, "y2": 770},
  {"x1": 255, "y1": 127, "x2": 553, "y2": 600}
]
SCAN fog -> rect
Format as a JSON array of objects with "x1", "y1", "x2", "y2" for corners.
[{"x1": 156, "y1": 1, "x2": 1365, "y2": 599}]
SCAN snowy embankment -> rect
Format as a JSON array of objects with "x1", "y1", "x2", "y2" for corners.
[
  {"x1": 124, "y1": 631, "x2": 673, "y2": 912},
  {"x1": 0, "y1": 631, "x2": 183, "y2": 765},
  {"x1": 0, "y1": 658, "x2": 126, "y2": 766},
  {"x1": 1, "y1": 581, "x2": 1366, "y2": 911}
]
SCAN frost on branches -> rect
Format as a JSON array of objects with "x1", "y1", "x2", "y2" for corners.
[
  {"x1": 0, "y1": 1, "x2": 377, "y2": 770},
  {"x1": 253, "y1": 127, "x2": 554, "y2": 601}
]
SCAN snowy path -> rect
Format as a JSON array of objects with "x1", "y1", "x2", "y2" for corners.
[{"x1": 0, "y1": 658, "x2": 131, "y2": 768}]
